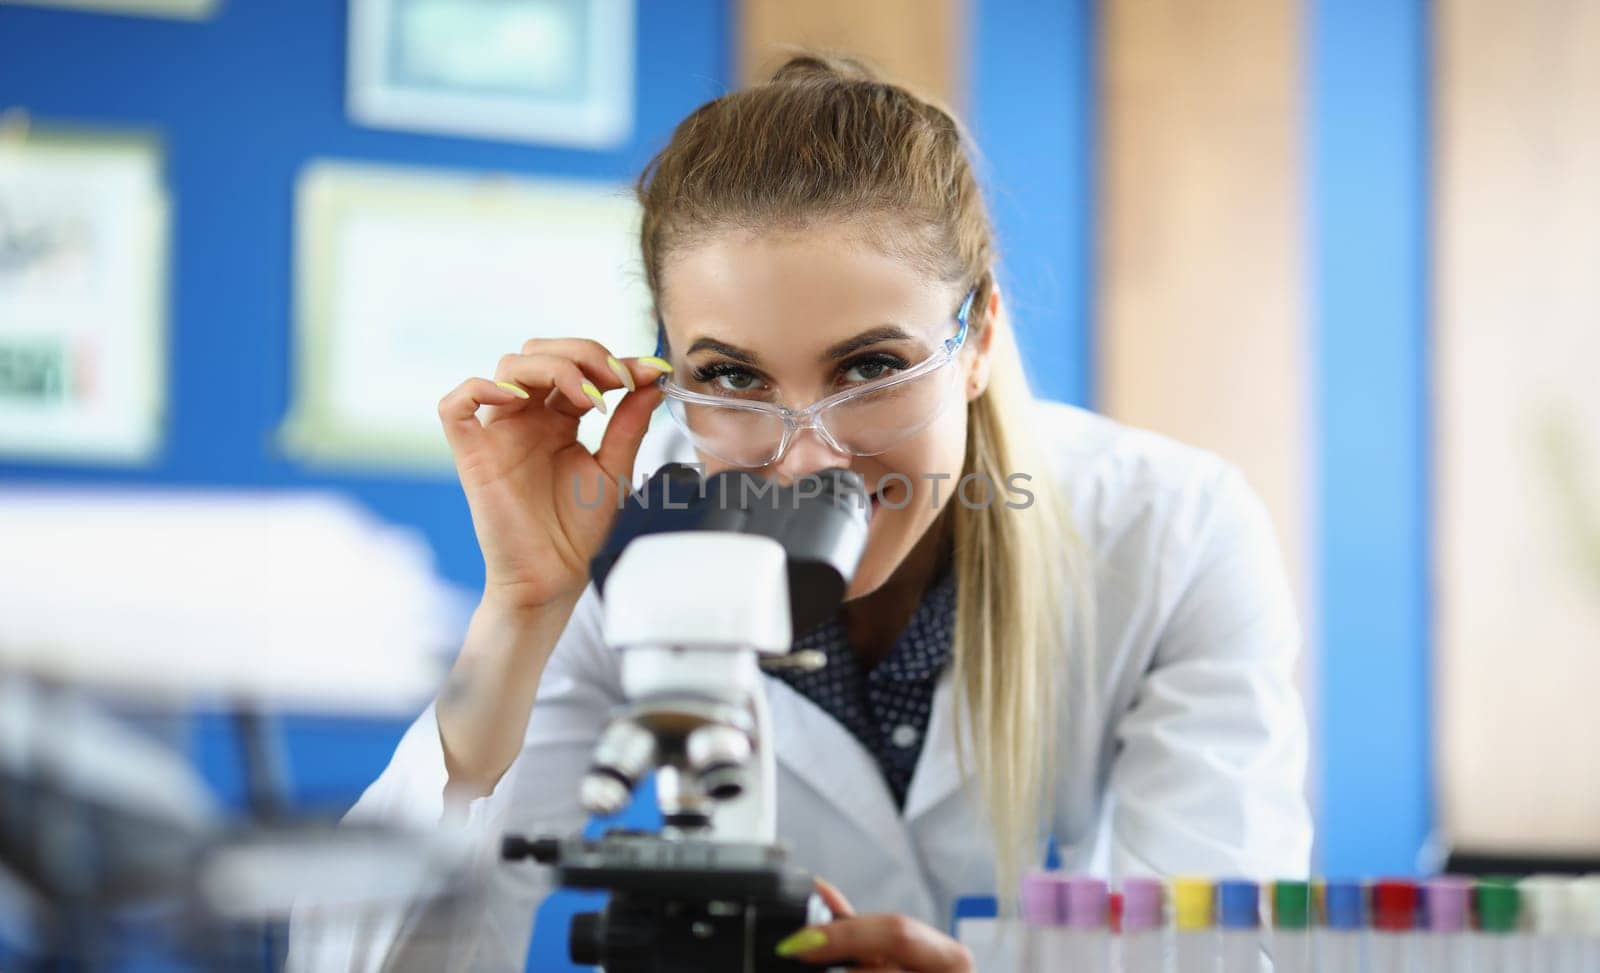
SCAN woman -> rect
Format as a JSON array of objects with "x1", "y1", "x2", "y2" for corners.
[{"x1": 290, "y1": 54, "x2": 1310, "y2": 972}]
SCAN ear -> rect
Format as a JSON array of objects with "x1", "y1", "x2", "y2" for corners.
[{"x1": 963, "y1": 285, "x2": 1001, "y2": 401}]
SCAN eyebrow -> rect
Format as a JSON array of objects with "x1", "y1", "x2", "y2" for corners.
[
  {"x1": 822, "y1": 325, "x2": 915, "y2": 361},
  {"x1": 682, "y1": 324, "x2": 918, "y2": 365},
  {"x1": 684, "y1": 337, "x2": 758, "y2": 363}
]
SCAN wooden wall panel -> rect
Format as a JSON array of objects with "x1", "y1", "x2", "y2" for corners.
[
  {"x1": 737, "y1": 0, "x2": 966, "y2": 109},
  {"x1": 1436, "y1": 0, "x2": 1600, "y2": 854},
  {"x1": 1098, "y1": 1, "x2": 1310, "y2": 625}
]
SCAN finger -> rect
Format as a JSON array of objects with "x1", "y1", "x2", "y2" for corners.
[
  {"x1": 813, "y1": 877, "x2": 857, "y2": 919},
  {"x1": 624, "y1": 355, "x2": 675, "y2": 389},
  {"x1": 593, "y1": 383, "x2": 663, "y2": 481},
  {"x1": 538, "y1": 351, "x2": 671, "y2": 427},
  {"x1": 437, "y1": 377, "x2": 530, "y2": 454},
  {"x1": 783, "y1": 916, "x2": 971, "y2": 972},
  {"x1": 477, "y1": 378, "x2": 545, "y2": 426},
  {"x1": 582, "y1": 355, "x2": 672, "y2": 426},
  {"x1": 543, "y1": 386, "x2": 590, "y2": 420},
  {"x1": 494, "y1": 353, "x2": 608, "y2": 415},
  {"x1": 516, "y1": 338, "x2": 639, "y2": 392}
]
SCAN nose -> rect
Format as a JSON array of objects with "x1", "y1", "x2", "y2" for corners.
[{"x1": 768, "y1": 426, "x2": 851, "y2": 484}]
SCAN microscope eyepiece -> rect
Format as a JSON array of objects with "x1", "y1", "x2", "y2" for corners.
[{"x1": 591, "y1": 465, "x2": 870, "y2": 636}]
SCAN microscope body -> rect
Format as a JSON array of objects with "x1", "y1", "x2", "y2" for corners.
[
  {"x1": 589, "y1": 530, "x2": 792, "y2": 841},
  {"x1": 503, "y1": 465, "x2": 870, "y2": 972}
]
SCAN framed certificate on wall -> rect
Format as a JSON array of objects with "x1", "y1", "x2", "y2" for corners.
[
  {"x1": 283, "y1": 159, "x2": 652, "y2": 471},
  {"x1": 347, "y1": 0, "x2": 634, "y2": 148},
  {"x1": 0, "y1": 0, "x2": 218, "y2": 18},
  {"x1": 0, "y1": 130, "x2": 169, "y2": 463}
]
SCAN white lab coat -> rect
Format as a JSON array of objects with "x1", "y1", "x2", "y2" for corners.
[{"x1": 287, "y1": 401, "x2": 1311, "y2": 972}]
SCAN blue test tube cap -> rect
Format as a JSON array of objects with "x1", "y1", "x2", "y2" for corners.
[
  {"x1": 1216, "y1": 879, "x2": 1260, "y2": 929},
  {"x1": 1324, "y1": 880, "x2": 1366, "y2": 930}
]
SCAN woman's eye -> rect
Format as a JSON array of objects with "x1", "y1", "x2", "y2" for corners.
[
  {"x1": 841, "y1": 355, "x2": 906, "y2": 384},
  {"x1": 691, "y1": 362, "x2": 768, "y2": 395}
]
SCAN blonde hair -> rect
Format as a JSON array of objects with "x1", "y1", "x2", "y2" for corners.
[{"x1": 636, "y1": 52, "x2": 1088, "y2": 907}]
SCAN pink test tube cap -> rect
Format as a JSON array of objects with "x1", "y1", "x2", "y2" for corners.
[
  {"x1": 1120, "y1": 877, "x2": 1164, "y2": 932},
  {"x1": 1422, "y1": 876, "x2": 1472, "y2": 932},
  {"x1": 1064, "y1": 877, "x2": 1110, "y2": 929},
  {"x1": 1021, "y1": 871, "x2": 1063, "y2": 925}
]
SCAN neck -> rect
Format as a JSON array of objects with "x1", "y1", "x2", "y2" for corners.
[{"x1": 841, "y1": 509, "x2": 953, "y2": 668}]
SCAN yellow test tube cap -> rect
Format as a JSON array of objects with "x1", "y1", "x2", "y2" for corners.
[{"x1": 1173, "y1": 877, "x2": 1215, "y2": 930}]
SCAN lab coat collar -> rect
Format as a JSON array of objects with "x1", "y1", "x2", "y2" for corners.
[
  {"x1": 901, "y1": 673, "x2": 968, "y2": 822},
  {"x1": 767, "y1": 670, "x2": 968, "y2": 832},
  {"x1": 765, "y1": 675, "x2": 944, "y2": 918},
  {"x1": 766, "y1": 674, "x2": 903, "y2": 839}
]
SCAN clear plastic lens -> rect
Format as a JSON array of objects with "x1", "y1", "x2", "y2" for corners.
[
  {"x1": 666, "y1": 398, "x2": 787, "y2": 467},
  {"x1": 819, "y1": 364, "x2": 957, "y2": 455}
]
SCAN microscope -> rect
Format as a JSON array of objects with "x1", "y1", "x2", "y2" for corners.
[{"x1": 502, "y1": 464, "x2": 870, "y2": 972}]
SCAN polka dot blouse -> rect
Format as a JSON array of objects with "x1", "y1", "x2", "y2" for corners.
[{"x1": 769, "y1": 570, "x2": 956, "y2": 809}]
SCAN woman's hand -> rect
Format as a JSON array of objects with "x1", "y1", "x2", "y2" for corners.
[
  {"x1": 776, "y1": 878, "x2": 975, "y2": 973},
  {"x1": 437, "y1": 339, "x2": 670, "y2": 613}
]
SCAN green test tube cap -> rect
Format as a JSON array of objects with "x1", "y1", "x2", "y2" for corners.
[
  {"x1": 1476, "y1": 878, "x2": 1521, "y2": 933},
  {"x1": 1273, "y1": 880, "x2": 1311, "y2": 929}
]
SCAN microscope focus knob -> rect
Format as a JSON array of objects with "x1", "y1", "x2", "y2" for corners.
[
  {"x1": 500, "y1": 834, "x2": 561, "y2": 863},
  {"x1": 569, "y1": 911, "x2": 603, "y2": 966}
]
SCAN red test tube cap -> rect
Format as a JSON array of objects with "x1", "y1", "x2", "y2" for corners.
[{"x1": 1372, "y1": 879, "x2": 1420, "y2": 932}]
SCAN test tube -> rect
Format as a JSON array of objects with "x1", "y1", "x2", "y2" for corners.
[
  {"x1": 1269, "y1": 880, "x2": 1312, "y2": 973},
  {"x1": 1062, "y1": 877, "x2": 1112, "y2": 972},
  {"x1": 1020, "y1": 870, "x2": 1061, "y2": 973},
  {"x1": 1172, "y1": 877, "x2": 1216, "y2": 973},
  {"x1": 1420, "y1": 875, "x2": 1472, "y2": 973},
  {"x1": 1573, "y1": 876, "x2": 1600, "y2": 973},
  {"x1": 1522, "y1": 874, "x2": 1579, "y2": 973},
  {"x1": 1370, "y1": 878, "x2": 1419, "y2": 973},
  {"x1": 1118, "y1": 878, "x2": 1165, "y2": 973},
  {"x1": 1321, "y1": 880, "x2": 1366, "y2": 973},
  {"x1": 1475, "y1": 878, "x2": 1525, "y2": 973},
  {"x1": 1215, "y1": 879, "x2": 1259, "y2": 973}
]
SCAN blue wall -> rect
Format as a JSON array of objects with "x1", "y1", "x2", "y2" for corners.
[
  {"x1": 1310, "y1": 0, "x2": 1433, "y2": 877},
  {"x1": 973, "y1": 0, "x2": 1096, "y2": 408}
]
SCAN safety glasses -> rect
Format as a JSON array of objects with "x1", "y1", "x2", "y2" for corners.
[{"x1": 658, "y1": 289, "x2": 976, "y2": 468}]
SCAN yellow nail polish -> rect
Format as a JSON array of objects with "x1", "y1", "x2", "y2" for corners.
[
  {"x1": 581, "y1": 381, "x2": 607, "y2": 414},
  {"x1": 639, "y1": 356, "x2": 674, "y2": 375},
  {"x1": 774, "y1": 928, "x2": 827, "y2": 957},
  {"x1": 607, "y1": 355, "x2": 635, "y2": 391},
  {"x1": 494, "y1": 381, "x2": 530, "y2": 399}
]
